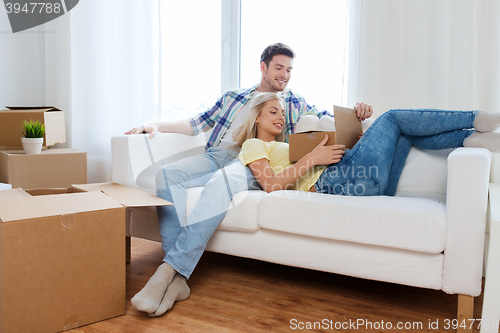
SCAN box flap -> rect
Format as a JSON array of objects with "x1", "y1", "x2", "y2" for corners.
[
  {"x1": 0, "y1": 188, "x2": 30, "y2": 198},
  {"x1": 71, "y1": 182, "x2": 173, "y2": 208},
  {"x1": 0, "y1": 197, "x2": 38, "y2": 221},
  {"x1": 333, "y1": 105, "x2": 363, "y2": 149},
  {"x1": 4, "y1": 106, "x2": 61, "y2": 112},
  {"x1": 0, "y1": 191, "x2": 123, "y2": 223}
]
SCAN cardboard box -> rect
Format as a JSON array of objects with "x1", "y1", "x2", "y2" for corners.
[
  {"x1": 0, "y1": 189, "x2": 124, "y2": 333},
  {"x1": 0, "y1": 106, "x2": 66, "y2": 148},
  {"x1": 0, "y1": 182, "x2": 172, "y2": 333},
  {"x1": 289, "y1": 106, "x2": 363, "y2": 162},
  {"x1": 0, "y1": 148, "x2": 87, "y2": 189}
]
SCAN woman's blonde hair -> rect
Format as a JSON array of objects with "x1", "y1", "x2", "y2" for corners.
[{"x1": 233, "y1": 92, "x2": 286, "y2": 146}]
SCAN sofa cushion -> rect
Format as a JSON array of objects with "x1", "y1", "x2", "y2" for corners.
[
  {"x1": 396, "y1": 147, "x2": 453, "y2": 198},
  {"x1": 186, "y1": 187, "x2": 265, "y2": 232},
  {"x1": 258, "y1": 191, "x2": 447, "y2": 253}
]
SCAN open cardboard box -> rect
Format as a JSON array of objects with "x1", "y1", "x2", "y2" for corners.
[
  {"x1": 0, "y1": 182, "x2": 172, "y2": 333},
  {"x1": 0, "y1": 106, "x2": 66, "y2": 149},
  {"x1": 289, "y1": 106, "x2": 363, "y2": 162}
]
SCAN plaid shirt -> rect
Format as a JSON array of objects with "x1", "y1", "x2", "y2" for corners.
[{"x1": 189, "y1": 85, "x2": 332, "y2": 151}]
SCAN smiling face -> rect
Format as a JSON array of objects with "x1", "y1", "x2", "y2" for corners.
[
  {"x1": 259, "y1": 54, "x2": 293, "y2": 92},
  {"x1": 255, "y1": 99, "x2": 286, "y2": 142}
]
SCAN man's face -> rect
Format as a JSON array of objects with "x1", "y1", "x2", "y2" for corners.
[{"x1": 260, "y1": 55, "x2": 293, "y2": 92}]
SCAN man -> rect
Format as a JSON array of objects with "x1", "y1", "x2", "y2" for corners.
[{"x1": 126, "y1": 43, "x2": 372, "y2": 316}]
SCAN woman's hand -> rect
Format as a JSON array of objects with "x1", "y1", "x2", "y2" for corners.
[
  {"x1": 306, "y1": 135, "x2": 345, "y2": 166},
  {"x1": 354, "y1": 102, "x2": 373, "y2": 121},
  {"x1": 125, "y1": 124, "x2": 159, "y2": 138}
]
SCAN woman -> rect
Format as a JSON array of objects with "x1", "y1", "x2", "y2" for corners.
[{"x1": 236, "y1": 92, "x2": 500, "y2": 196}]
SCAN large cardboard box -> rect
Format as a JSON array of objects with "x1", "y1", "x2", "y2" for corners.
[
  {"x1": 0, "y1": 148, "x2": 87, "y2": 189},
  {"x1": 289, "y1": 106, "x2": 363, "y2": 162},
  {"x1": 0, "y1": 106, "x2": 66, "y2": 149},
  {"x1": 0, "y1": 183, "x2": 172, "y2": 333}
]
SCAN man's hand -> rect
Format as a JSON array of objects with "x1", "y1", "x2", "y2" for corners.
[
  {"x1": 125, "y1": 124, "x2": 159, "y2": 138},
  {"x1": 306, "y1": 135, "x2": 345, "y2": 166},
  {"x1": 354, "y1": 102, "x2": 373, "y2": 121}
]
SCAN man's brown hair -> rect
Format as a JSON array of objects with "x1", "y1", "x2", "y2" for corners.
[{"x1": 260, "y1": 43, "x2": 295, "y2": 67}]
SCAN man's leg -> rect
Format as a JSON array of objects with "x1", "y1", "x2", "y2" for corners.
[
  {"x1": 156, "y1": 149, "x2": 227, "y2": 254},
  {"x1": 151, "y1": 160, "x2": 260, "y2": 315},
  {"x1": 148, "y1": 273, "x2": 190, "y2": 317},
  {"x1": 163, "y1": 159, "x2": 261, "y2": 279},
  {"x1": 132, "y1": 148, "x2": 232, "y2": 313}
]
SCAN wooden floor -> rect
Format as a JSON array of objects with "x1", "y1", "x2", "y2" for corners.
[{"x1": 70, "y1": 237, "x2": 488, "y2": 333}]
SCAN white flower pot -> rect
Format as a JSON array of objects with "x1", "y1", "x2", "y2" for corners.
[{"x1": 21, "y1": 137, "x2": 44, "y2": 155}]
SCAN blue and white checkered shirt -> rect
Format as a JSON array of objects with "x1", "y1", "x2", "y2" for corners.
[{"x1": 189, "y1": 85, "x2": 332, "y2": 151}]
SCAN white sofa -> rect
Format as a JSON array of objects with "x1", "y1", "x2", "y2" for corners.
[{"x1": 111, "y1": 117, "x2": 492, "y2": 327}]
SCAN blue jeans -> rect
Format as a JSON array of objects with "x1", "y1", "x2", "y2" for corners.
[
  {"x1": 156, "y1": 146, "x2": 261, "y2": 279},
  {"x1": 315, "y1": 109, "x2": 477, "y2": 196}
]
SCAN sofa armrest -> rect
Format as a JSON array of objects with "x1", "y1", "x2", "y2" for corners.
[
  {"x1": 111, "y1": 132, "x2": 206, "y2": 190},
  {"x1": 443, "y1": 147, "x2": 492, "y2": 295},
  {"x1": 481, "y1": 183, "x2": 500, "y2": 330}
]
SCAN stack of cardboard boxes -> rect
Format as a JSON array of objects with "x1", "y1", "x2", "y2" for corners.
[
  {"x1": 0, "y1": 108, "x2": 172, "y2": 332},
  {"x1": 0, "y1": 107, "x2": 87, "y2": 188}
]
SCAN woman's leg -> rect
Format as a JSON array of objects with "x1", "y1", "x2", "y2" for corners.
[
  {"x1": 411, "y1": 129, "x2": 475, "y2": 150},
  {"x1": 382, "y1": 109, "x2": 477, "y2": 137},
  {"x1": 316, "y1": 109, "x2": 477, "y2": 196},
  {"x1": 384, "y1": 134, "x2": 412, "y2": 196}
]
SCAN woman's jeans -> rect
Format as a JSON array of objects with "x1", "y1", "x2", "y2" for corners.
[
  {"x1": 156, "y1": 145, "x2": 261, "y2": 279},
  {"x1": 315, "y1": 109, "x2": 477, "y2": 196}
]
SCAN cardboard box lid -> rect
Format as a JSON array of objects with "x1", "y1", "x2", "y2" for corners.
[
  {"x1": 333, "y1": 105, "x2": 363, "y2": 148},
  {"x1": 71, "y1": 182, "x2": 173, "y2": 208},
  {"x1": 0, "y1": 191, "x2": 123, "y2": 223}
]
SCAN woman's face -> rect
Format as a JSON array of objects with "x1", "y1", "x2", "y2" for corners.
[{"x1": 255, "y1": 99, "x2": 285, "y2": 141}]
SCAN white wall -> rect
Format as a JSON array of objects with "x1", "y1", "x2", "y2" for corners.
[
  {"x1": 0, "y1": 10, "x2": 73, "y2": 150},
  {"x1": 43, "y1": 15, "x2": 72, "y2": 149},
  {"x1": 0, "y1": 8, "x2": 46, "y2": 108}
]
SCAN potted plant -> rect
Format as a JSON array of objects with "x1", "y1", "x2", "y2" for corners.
[{"x1": 21, "y1": 119, "x2": 45, "y2": 154}]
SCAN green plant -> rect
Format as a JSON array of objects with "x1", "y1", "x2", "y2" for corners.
[{"x1": 22, "y1": 119, "x2": 46, "y2": 138}]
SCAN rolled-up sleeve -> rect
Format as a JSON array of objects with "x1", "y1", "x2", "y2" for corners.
[{"x1": 188, "y1": 94, "x2": 226, "y2": 136}]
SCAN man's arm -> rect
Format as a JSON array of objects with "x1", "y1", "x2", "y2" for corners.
[
  {"x1": 125, "y1": 119, "x2": 194, "y2": 138},
  {"x1": 291, "y1": 91, "x2": 373, "y2": 120},
  {"x1": 126, "y1": 91, "x2": 233, "y2": 139}
]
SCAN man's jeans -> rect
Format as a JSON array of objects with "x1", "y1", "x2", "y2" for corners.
[
  {"x1": 156, "y1": 146, "x2": 261, "y2": 279},
  {"x1": 315, "y1": 109, "x2": 477, "y2": 196}
]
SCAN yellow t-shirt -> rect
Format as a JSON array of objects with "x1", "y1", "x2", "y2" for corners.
[{"x1": 239, "y1": 138, "x2": 325, "y2": 192}]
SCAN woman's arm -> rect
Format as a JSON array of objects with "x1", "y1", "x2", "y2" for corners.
[{"x1": 247, "y1": 135, "x2": 346, "y2": 193}]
